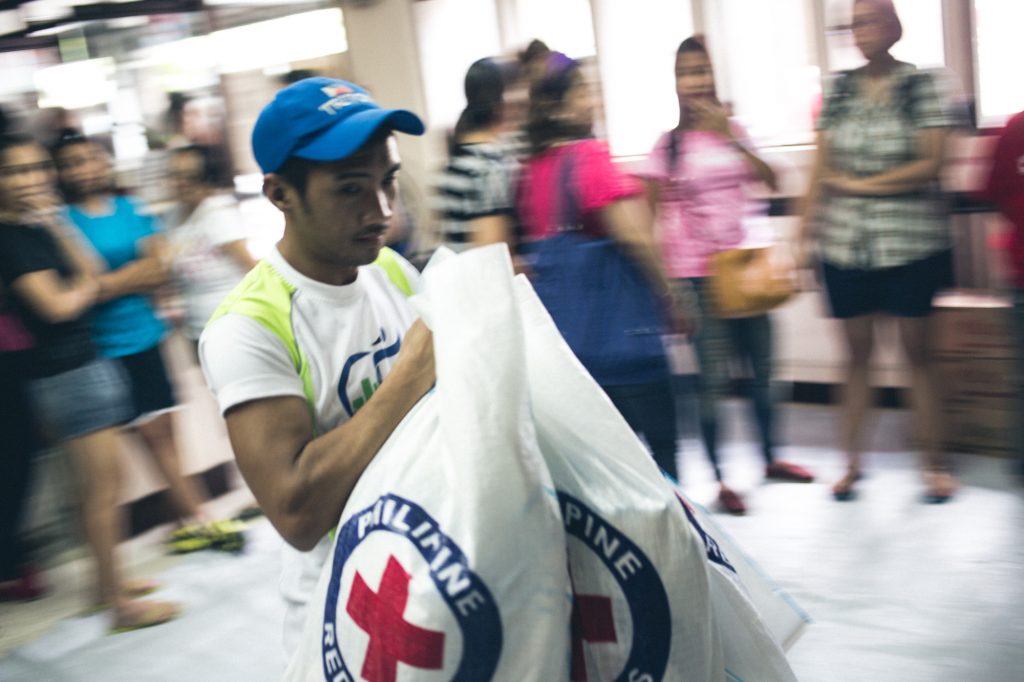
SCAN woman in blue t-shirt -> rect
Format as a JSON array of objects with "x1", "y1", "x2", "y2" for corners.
[{"x1": 52, "y1": 132, "x2": 216, "y2": 540}]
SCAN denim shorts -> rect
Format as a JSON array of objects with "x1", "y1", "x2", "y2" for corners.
[{"x1": 28, "y1": 357, "x2": 133, "y2": 441}]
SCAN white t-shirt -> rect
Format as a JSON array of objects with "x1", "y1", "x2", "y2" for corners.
[
  {"x1": 199, "y1": 245, "x2": 420, "y2": 655},
  {"x1": 168, "y1": 194, "x2": 253, "y2": 339}
]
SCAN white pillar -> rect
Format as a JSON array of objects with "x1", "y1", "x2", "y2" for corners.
[{"x1": 341, "y1": 0, "x2": 439, "y2": 237}]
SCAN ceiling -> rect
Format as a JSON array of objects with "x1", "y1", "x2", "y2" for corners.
[{"x1": 0, "y1": 0, "x2": 328, "y2": 53}]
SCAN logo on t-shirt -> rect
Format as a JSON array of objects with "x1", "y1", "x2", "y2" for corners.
[
  {"x1": 322, "y1": 494, "x2": 502, "y2": 681},
  {"x1": 337, "y1": 328, "x2": 402, "y2": 416}
]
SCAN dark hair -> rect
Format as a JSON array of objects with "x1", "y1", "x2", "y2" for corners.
[
  {"x1": 171, "y1": 144, "x2": 234, "y2": 188},
  {"x1": 519, "y1": 39, "x2": 551, "y2": 69},
  {"x1": 168, "y1": 92, "x2": 190, "y2": 115},
  {"x1": 281, "y1": 69, "x2": 319, "y2": 87},
  {"x1": 49, "y1": 127, "x2": 90, "y2": 158},
  {"x1": 525, "y1": 52, "x2": 592, "y2": 154},
  {"x1": 0, "y1": 133, "x2": 38, "y2": 167},
  {"x1": 274, "y1": 127, "x2": 392, "y2": 197},
  {"x1": 276, "y1": 156, "x2": 316, "y2": 196},
  {"x1": 164, "y1": 92, "x2": 190, "y2": 134},
  {"x1": 677, "y1": 34, "x2": 709, "y2": 61},
  {"x1": 453, "y1": 58, "x2": 506, "y2": 142},
  {"x1": 668, "y1": 35, "x2": 713, "y2": 174}
]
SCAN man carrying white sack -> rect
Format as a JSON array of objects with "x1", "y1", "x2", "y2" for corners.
[{"x1": 199, "y1": 77, "x2": 433, "y2": 655}]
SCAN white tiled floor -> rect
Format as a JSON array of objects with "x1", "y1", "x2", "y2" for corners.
[{"x1": 2, "y1": 403, "x2": 1022, "y2": 681}]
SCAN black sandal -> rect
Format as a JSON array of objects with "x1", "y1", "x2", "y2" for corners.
[{"x1": 832, "y1": 470, "x2": 861, "y2": 502}]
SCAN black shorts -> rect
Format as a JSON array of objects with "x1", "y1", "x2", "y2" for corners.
[
  {"x1": 113, "y1": 344, "x2": 177, "y2": 422},
  {"x1": 821, "y1": 250, "x2": 952, "y2": 319}
]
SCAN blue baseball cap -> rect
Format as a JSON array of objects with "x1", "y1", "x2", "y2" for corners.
[{"x1": 251, "y1": 77, "x2": 425, "y2": 174}]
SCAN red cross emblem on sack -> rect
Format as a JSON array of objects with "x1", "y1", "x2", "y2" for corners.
[
  {"x1": 570, "y1": 592, "x2": 618, "y2": 682},
  {"x1": 347, "y1": 556, "x2": 445, "y2": 682}
]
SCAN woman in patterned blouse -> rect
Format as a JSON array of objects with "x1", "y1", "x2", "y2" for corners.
[{"x1": 799, "y1": 0, "x2": 957, "y2": 503}]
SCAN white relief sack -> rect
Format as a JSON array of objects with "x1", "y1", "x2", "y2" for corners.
[
  {"x1": 513, "y1": 275, "x2": 721, "y2": 681},
  {"x1": 284, "y1": 246, "x2": 571, "y2": 682},
  {"x1": 672, "y1": 487, "x2": 806, "y2": 682},
  {"x1": 515, "y1": 274, "x2": 800, "y2": 682}
]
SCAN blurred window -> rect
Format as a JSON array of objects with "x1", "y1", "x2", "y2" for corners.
[
  {"x1": 513, "y1": 0, "x2": 596, "y2": 59},
  {"x1": 414, "y1": 0, "x2": 502, "y2": 130},
  {"x1": 213, "y1": 9, "x2": 348, "y2": 74},
  {"x1": 889, "y1": 0, "x2": 946, "y2": 68},
  {"x1": 973, "y1": 0, "x2": 1024, "y2": 125},
  {"x1": 34, "y1": 58, "x2": 117, "y2": 110},
  {"x1": 135, "y1": 8, "x2": 347, "y2": 83},
  {"x1": 592, "y1": 0, "x2": 694, "y2": 158},
  {"x1": 705, "y1": 0, "x2": 822, "y2": 146}
]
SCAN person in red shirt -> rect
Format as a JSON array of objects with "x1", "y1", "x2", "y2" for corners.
[
  {"x1": 983, "y1": 111, "x2": 1024, "y2": 286},
  {"x1": 982, "y1": 109, "x2": 1024, "y2": 475}
]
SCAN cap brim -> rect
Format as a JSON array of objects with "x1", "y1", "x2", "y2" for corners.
[{"x1": 292, "y1": 108, "x2": 425, "y2": 163}]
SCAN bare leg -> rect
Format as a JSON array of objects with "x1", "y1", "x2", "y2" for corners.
[
  {"x1": 64, "y1": 427, "x2": 126, "y2": 607},
  {"x1": 66, "y1": 426, "x2": 181, "y2": 628},
  {"x1": 134, "y1": 413, "x2": 208, "y2": 523},
  {"x1": 835, "y1": 316, "x2": 876, "y2": 496},
  {"x1": 897, "y1": 316, "x2": 957, "y2": 498}
]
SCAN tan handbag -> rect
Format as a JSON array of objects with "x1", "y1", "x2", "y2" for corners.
[{"x1": 709, "y1": 246, "x2": 797, "y2": 318}]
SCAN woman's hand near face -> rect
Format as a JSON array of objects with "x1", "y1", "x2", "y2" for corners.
[
  {"x1": 690, "y1": 98, "x2": 733, "y2": 139},
  {"x1": 19, "y1": 189, "x2": 63, "y2": 224},
  {"x1": 24, "y1": 192, "x2": 108, "y2": 279}
]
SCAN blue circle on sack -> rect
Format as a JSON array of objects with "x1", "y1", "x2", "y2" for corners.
[
  {"x1": 558, "y1": 491, "x2": 671, "y2": 682},
  {"x1": 323, "y1": 493, "x2": 502, "y2": 681}
]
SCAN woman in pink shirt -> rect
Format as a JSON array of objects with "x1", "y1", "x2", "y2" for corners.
[
  {"x1": 517, "y1": 52, "x2": 688, "y2": 480},
  {"x1": 643, "y1": 36, "x2": 814, "y2": 515}
]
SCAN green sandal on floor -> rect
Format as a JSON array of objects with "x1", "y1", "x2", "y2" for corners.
[
  {"x1": 206, "y1": 520, "x2": 248, "y2": 554},
  {"x1": 165, "y1": 520, "x2": 248, "y2": 555},
  {"x1": 165, "y1": 524, "x2": 214, "y2": 554}
]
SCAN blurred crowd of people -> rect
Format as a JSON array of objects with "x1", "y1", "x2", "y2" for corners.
[
  {"x1": 1, "y1": 0, "x2": 1022, "y2": 647},
  {"x1": 431, "y1": 0, "x2": 1001, "y2": 513},
  {"x1": 0, "y1": 118, "x2": 250, "y2": 626}
]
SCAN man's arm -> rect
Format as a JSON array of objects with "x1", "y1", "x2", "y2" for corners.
[{"x1": 222, "y1": 319, "x2": 434, "y2": 551}]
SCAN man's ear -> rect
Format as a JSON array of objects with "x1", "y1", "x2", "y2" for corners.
[{"x1": 263, "y1": 174, "x2": 292, "y2": 211}]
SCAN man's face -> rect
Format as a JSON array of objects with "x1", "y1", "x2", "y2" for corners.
[
  {"x1": 286, "y1": 135, "x2": 401, "y2": 269},
  {"x1": 0, "y1": 143, "x2": 56, "y2": 217}
]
